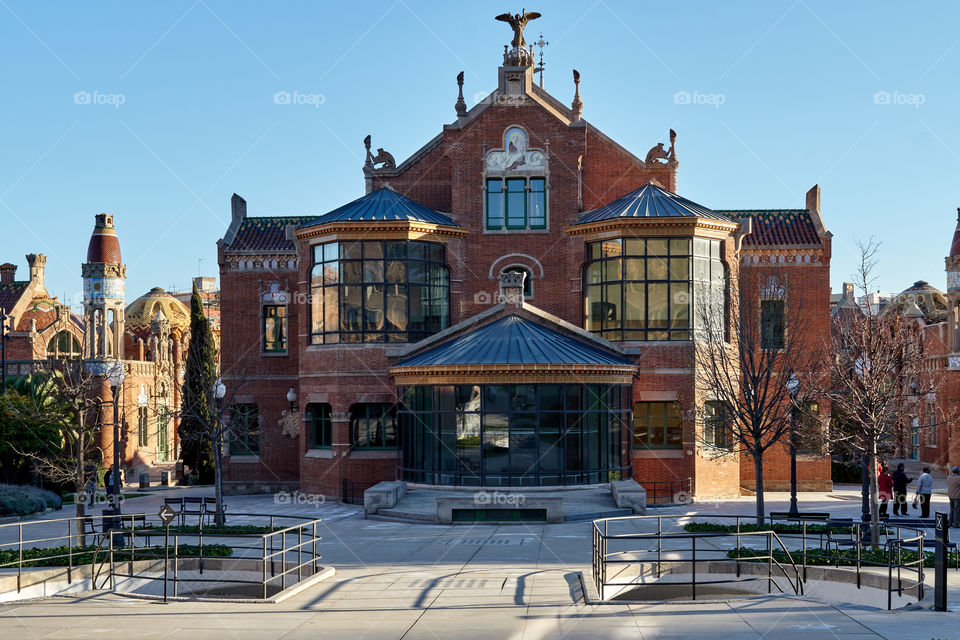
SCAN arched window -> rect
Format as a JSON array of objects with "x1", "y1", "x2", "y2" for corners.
[
  {"x1": 46, "y1": 331, "x2": 82, "y2": 359},
  {"x1": 502, "y1": 266, "x2": 533, "y2": 298}
]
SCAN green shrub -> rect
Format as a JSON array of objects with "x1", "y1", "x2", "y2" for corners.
[
  {"x1": 0, "y1": 484, "x2": 62, "y2": 516},
  {"x1": 684, "y1": 522, "x2": 852, "y2": 535},
  {"x1": 0, "y1": 543, "x2": 232, "y2": 568},
  {"x1": 728, "y1": 546, "x2": 954, "y2": 569}
]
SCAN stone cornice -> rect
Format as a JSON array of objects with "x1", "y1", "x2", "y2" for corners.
[
  {"x1": 565, "y1": 217, "x2": 739, "y2": 239},
  {"x1": 389, "y1": 363, "x2": 637, "y2": 386},
  {"x1": 296, "y1": 221, "x2": 468, "y2": 242}
]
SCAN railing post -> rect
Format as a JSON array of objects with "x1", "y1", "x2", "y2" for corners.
[
  {"x1": 313, "y1": 521, "x2": 318, "y2": 571},
  {"x1": 691, "y1": 534, "x2": 696, "y2": 601},
  {"x1": 298, "y1": 526, "x2": 303, "y2": 582},
  {"x1": 801, "y1": 522, "x2": 807, "y2": 583},
  {"x1": 281, "y1": 531, "x2": 286, "y2": 591},
  {"x1": 657, "y1": 517, "x2": 662, "y2": 578},
  {"x1": 767, "y1": 533, "x2": 773, "y2": 594},
  {"x1": 199, "y1": 522, "x2": 204, "y2": 575},
  {"x1": 109, "y1": 530, "x2": 115, "y2": 591},
  {"x1": 17, "y1": 523, "x2": 23, "y2": 593},
  {"x1": 888, "y1": 541, "x2": 893, "y2": 610},
  {"x1": 173, "y1": 536, "x2": 179, "y2": 598},
  {"x1": 67, "y1": 518, "x2": 73, "y2": 585},
  {"x1": 855, "y1": 524, "x2": 861, "y2": 589},
  {"x1": 918, "y1": 532, "x2": 925, "y2": 601},
  {"x1": 262, "y1": 537, "x2": 268, "y2": 600}
]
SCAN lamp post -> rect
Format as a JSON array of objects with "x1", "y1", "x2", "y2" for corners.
[
  {"x1": 107, "y1": 360, "x2": 126, "y2": 512},
  {"x1": 287, "y1": 387, "x2": 298, "y2": 413},
  {"x1": 212, "y1": 377, "x2": 226, "y2": 526},
  {"x1": 785, "y1": 373, "x2": 800, "y2": 515}
]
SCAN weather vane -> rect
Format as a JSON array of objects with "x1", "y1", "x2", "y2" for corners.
[{"x1": 533, "y1": 32, "x2": 549, "y2": 88}]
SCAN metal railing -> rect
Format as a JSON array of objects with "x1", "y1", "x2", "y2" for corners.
[
  {"x1": 0, "y1": 512, "x2": 323, "y2": 601},
  {"x1": 591, "y1": 514, "x2": 930, "y2": 609},
  {"x1": 592, "y1": 515, "x2": 802, "y2": 601},
  {"x1": 642, "y1": 478, "x2": 693, "y2": 505}
]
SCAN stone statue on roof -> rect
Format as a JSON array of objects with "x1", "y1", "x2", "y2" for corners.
[{"x1": 495, "y1": 9, "x2": 541, "y2": 50}]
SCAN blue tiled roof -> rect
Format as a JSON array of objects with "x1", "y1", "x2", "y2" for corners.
[
  {"x1": 395, "y1": 315, "x2": 632, "y2": 368},
  {"x1": 303, "y1": 187, "x2": 457, "y2": 227},
  {"x1": 575, "y1": 182, "x2": 736, "y2": 225}
]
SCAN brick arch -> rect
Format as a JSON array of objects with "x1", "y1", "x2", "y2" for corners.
[{"x1": 487, "y1": 253, "x2": 545, "y2": 279}]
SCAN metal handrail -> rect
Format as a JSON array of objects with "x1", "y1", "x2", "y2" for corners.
[
  {"x1": 591, "y1": 513, "x2": 928, "y2": 607},
  {"x1": 0, "y1": 512, "x2": 324, "y2": 600}
]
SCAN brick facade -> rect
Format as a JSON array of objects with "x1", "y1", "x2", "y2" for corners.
[{"x1": 217, "y1": 42, "x2": 832, "y2": 500}]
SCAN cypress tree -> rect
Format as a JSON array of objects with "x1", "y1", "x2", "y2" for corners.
[{"x1": 179, "y1": 283, "x2": 217, "y2": 483}]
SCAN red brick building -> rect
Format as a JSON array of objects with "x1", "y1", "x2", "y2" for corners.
[{"x1": 217, "y1": 16, "x2": 832, "y2": 499}]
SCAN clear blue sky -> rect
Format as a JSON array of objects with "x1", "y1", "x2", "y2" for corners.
[{"x1": 2, "y1": 1, "x2": 958, "y2": 307}]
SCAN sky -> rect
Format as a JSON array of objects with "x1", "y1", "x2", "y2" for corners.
[{"x1": 2, "y1": 1, "x2": 959, "y2": 309}]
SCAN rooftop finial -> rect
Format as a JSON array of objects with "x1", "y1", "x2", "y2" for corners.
[
  {"x1": 571, "y1": 69, "x2": 583, "y2": 121},
  {"x1": 455, "y1": 71, "x2": 467, "y2": 118},
  {"x1": 533, "y1": 32, "x2": 548, "y2": 87},
  {"x1": 496, "y1": 9, "x2": 541, "y2": 66}
]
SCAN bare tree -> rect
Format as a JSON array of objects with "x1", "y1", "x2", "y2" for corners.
[
  {"x1": 817, "y1": 240, "x2": 948, "y2": 543},
  {"x1": 694, "y1": 267, "x2": 825, "y2": 524},
  {"x1": 13, "y1": 359, "x2": 107, "y2": 533}
]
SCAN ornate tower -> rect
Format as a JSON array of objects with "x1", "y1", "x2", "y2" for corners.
[
  {"x1": 946, "y1": 208, "x2": 960, "y2": 354},
  {"x1": 82, "y1": 213, "x2": 126, "y2": 360}
]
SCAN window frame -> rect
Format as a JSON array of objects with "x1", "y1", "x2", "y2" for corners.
[
  {"x1": 632, "y1": 401, "x2": 684, "y2": 449},
  {"x1": 308, "y1": 403, "x2": 333, "y2": 449},
  {"x1": 229, "y1": 403, "x2": 261, "y2": 456},
  {"x1": 760, "y1": 299, "x2": 786, "y2": 351},
  {"x1": 349, "y1": 403, "x2": 398, "y2": 450},
  {"x1": 262, "y1": 304, "x2": 288, "y2": 353},
  {"x1": 703, "y1": 400, "x2": 731, "y2": 449},
  {"x1": 485, "y1": 177, "x2": 548, "y2": 231},
  {"x1": 309, "y1": 240, "x2": 450, "y2": 345}
]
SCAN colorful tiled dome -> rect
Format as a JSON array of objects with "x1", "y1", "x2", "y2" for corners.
[
  {"x1": 86, "y1": 213, "x2": 122, "y2": 264},
  {"x1": 125, "y1": 287, "x2": 190, "y2": 335}
]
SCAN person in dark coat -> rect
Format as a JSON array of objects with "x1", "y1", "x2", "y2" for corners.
[
  {"x1": 891, "y1": 463, "x2": 912, "y2": 516},
  {"x1": 878, "y1": 466, "x2": 893, "y2": 517}
]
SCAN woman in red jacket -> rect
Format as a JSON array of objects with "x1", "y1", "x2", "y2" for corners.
[{"x1": 878, "y1": 466, "x2": 894, "y2": 518}]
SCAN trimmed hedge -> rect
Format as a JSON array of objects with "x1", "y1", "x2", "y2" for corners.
[
  {"x1": 728, "y1": 546, "x2": 955, "y2": 569},
  {"x1": 0, "y1": 543, "x2": 232, "y2": 568},
  {"x1": 0, "y1": 483, "x2": 62, "y2": 517},
  {"x1": 133, "y1": 524, "x2": 278, "y2": 534}
]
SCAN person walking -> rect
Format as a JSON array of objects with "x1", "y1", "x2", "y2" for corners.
[
  {"x1": 917, "y1": 467, "x2": 934, "y2": 519},
  {"x1": 947, "y1": 466, "x2": 960, "y2": 527},
  {"x1": 878, "y1": 466, "x2": 893, "y2": 518},
  {"x1": 892, "y1": 463, "x2": 912, "y2": 516}
]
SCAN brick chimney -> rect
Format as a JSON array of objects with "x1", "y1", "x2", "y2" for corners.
[
  {"x1": 26, "y1": 253, "x2": 46, "y2": 288},
  {"x1": 0, "y1": 263, "x2": 16, "y2": 285}
]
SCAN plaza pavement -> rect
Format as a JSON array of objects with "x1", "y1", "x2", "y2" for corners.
[{"x1": 1, "y1": 483, "x2": 959, "y2": 639}]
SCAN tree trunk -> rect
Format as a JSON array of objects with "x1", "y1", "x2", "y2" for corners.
[
  {"x1": 868, "y1": 445, "x2": 880, "y2": 547},
  {"x1": 753, "y1": 451, "x2": 765, "y2": 525}
]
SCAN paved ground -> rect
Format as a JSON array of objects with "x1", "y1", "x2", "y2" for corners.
[{"x1": 2, "y1": 483, "x2": 959, "y2": 639}]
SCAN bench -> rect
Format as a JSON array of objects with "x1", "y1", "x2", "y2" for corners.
[{"x1": 435, "y1": 494, "x2": 563, "y2": 524}]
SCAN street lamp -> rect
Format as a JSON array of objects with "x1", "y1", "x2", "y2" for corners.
[
  {"x1": 286, "y1": 387, "x2": 298, "y2": 413},
  {"x1": 785, "y1": 373, "x2": 800, "y2": 515},
  {"x1": 107, "y1": 360, "x2": 126, "y2": 512},
  {"x1": 211, "y1": 377, "x2": 227, "y2": 526}
]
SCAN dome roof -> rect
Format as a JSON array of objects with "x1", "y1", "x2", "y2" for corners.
[
  {"x1": 950, "y1": 209, "x2": 960, "y2": 258},
  {"x1": 125, "y1": 287, "x2": 190, "y2": 335},
  {"x1": 86, "y1": 213, "x2": 122, "y2": 264},
  {"x1": 883, "y1": 280, "x2": 948, "y2": 323}
]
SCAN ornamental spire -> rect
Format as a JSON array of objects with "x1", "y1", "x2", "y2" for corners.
[{"x1": 495, "y1": 9, "x2": 541, "y2": 66}]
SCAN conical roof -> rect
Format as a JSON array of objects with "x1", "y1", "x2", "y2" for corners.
[
  {"x1": 574, "y1": 182, "x2": 735, "y2": 225},
  {"x1": 86, "y1": 213, "x2": 122, "y2": 264},
  {"x1": 303, "y1": 187, "x2": 457, "y2": 227}
]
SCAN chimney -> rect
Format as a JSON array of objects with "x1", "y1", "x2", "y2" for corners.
[
  {"x1": 231, "y1": 193, "x2": 247, "y2": 223},
  {"x1": 805, "y1": 184, "x2": 826, "y2": 236},
  {"x1": 26, "y1": 253, "x2": 46, "y2": 288},
  {"x1": 498, "y1": 270, "x2": 526, "y2": 307},
  {"x1": 0, "y1": 263, "x2": 16, "y2": 285}
]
